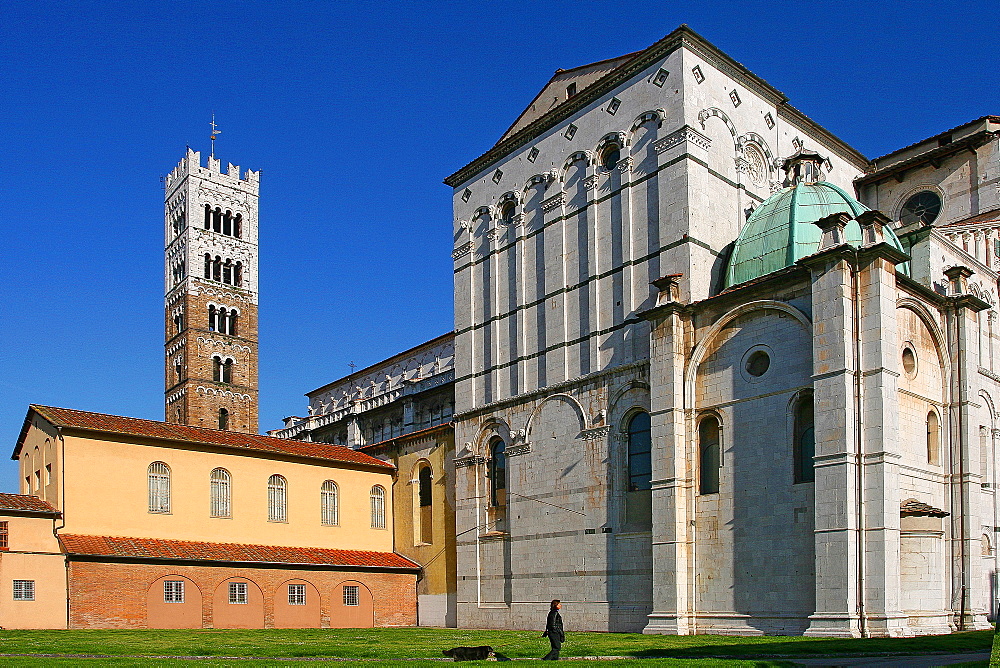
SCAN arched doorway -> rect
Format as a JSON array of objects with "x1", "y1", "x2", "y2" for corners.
[
  {"x1": 273, "y1": 578, "x2": 321, "y2": 628},
  {"x1": 328, "y1": 580, "x2": 373, "y2": 628},
  {"x1": 212, "y1": 577, "x2": 264, "y2": 628},
  {"x1": 146, "y1": 575, "x2": 202, "y2": 628}
]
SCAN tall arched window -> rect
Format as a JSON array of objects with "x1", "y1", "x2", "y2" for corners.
[
  {"x1": 210, "y1": 468, "x2": 231, "y2": 517},
  {"x1": 223, "y1": 210, "x2": 232, "y2": 236},
  {"x1": 212, "y1": 207, "x2": 222, "y2": 233},
  {"x1": 204, "y1": 204, "x2": 212, "y2": 229},
  {"x1": 208, "y1": 305, "x2": 217, "y2": 332},
  {"x1": 321, "y1": 480, "x2": 339, "y2": 526},
  {"x1": 204, "y1": 253, "x2": 212, "y2": 278},
  {"x1": 223, "y1": 359, "x2": 233, "y2": 383},
  {"x1": 370, "y1": 485, "x2": 386, "y2": 529},
  {"x1": 699, "y1": 417, "x2": 721, "y2": 495},
  {"x1": 234, "y1": 213, "x2": 243, "y2": 239},
  {"x1": 213, "y1": 256, "x2": 222, "y2": 282},
  {"x1": 218, "y1": 308, "x2": 228, "y2": 334},
  {"x1": 218, "y1": 408, "x2": 229, "y2": 430},
  {"x1": 418, "y1": 464, "x2": 433, "y2": 544},
  {"x1": 489, "y1": 438, "x2": 506, "y2": 507},
  {"x1": 148, "y1": 462, "x2": 171, "y2": 513},
  {"x1": 223, "y1": 260, "x2": 233, "y2": 285},
  {"x1": 268, "y1": 474, "x2": 287, "y2": 522},
  {"x1": 627, "y1": 412, "x2": 652, "y2": 491},
  {"x1": 927, "y1": 410, "x2": 941, "y2": 465},
  {"x1": 213, "y1": 356, "x2": 223, "y2": 382},
  {"x1": 229, "y1": 311, "x2": 238, "y2": 336},
  {"x1": 234, "y1": 262, "x2": 243, "y2": 287},
  {"x1": 793, "y1": 395, "x2": 815, "y2": 483}
]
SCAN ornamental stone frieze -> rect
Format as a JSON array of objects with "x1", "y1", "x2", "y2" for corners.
[
  {"x1": 583, "y1": 175, "x2": 600, "y2": 190},
  {"x1": 653, "y1": 125, "x2": 712, "y2": 154},
  {"x1": 580, "y1": 425, "x2": 611, "y2": 441},
  {"x1": 541, "y1": 191, "x2": 566, "y2": 212},
  {"x1": 453, "y1": 241, "x2": 473, "y2": 260}
]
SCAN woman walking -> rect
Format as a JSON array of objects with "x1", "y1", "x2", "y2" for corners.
[{"x1": 542, "y1": 599, "x2": 564, "y2": 660}]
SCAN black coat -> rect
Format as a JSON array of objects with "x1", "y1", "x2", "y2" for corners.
[{"x1": 544, "y1": 608, "x2": 564, "y2": 642}]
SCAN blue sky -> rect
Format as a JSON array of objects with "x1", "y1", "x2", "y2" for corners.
[{"x1": 1, "y1": 0, "x2": 997, "y2": 492}]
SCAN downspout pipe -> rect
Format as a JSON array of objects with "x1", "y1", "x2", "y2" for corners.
[{"x1": 851, "y1": 252, "x2": 867, "y2": 637}]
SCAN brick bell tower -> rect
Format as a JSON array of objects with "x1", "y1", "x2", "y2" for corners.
[{"x1": 163, "y1": 147, "x2": 260, "y2": 433}]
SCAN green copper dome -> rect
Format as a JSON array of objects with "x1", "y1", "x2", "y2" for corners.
[{"x1": 723, "y1": 181, "x2": 906, "y2": 288}]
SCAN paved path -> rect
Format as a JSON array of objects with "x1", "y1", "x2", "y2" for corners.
[{"x1": 788, "y1": 651, "x2": 989, "y2": 667}]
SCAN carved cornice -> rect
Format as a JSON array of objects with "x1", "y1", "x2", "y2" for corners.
[
  {"x1": 654, "y1": 125, "x2": 712, "y2": 154},
  {"x1": 617, "y1": 156, "x2": 633, "y2": 173},
  {"x1": 455, "y1": 455, "x2": 486, "y2": 469},
  {"x1": 452, "y1": 242, "x2": 473, "y2": 260},
  {"x1": 505, "y1": 443, "x2": 531, "y2": 457},
  {"x1": 541, "y1": 192, "x2": 566, "y2": 212},
  {"x1": 580, "y1": 426, "x2": 611, "y2": 441},
  {"x1": 583, "y1": 175, "x2": 600, "y2": 190}
]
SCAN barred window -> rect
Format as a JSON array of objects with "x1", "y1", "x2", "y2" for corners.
[
  {"x1": 288, "y1": 584, "x2": 306, "y2": 606},
  {"x1": 148, "y1": 462, "x2": 171, "y2": 513},
  {"x1": 0, "y1": 521, "x2": 7, "y2": 550},
  {"x1": 370, "y1": 485, "x2": 386, "y2": 529},
  {"x1": 343, "y1": 585, "x2": 359, "y2": 606},
  {"x1": 13, "y1": 580, "x2": 34, "y2": 601},
  {"x1": 211, "y1": 468, "x2": 232, "y2": 518},
  {"x1": 163, "y1": 580, "x2": 185, "y2": 603},
  {"x1": 228, "y1": 581, "x2": 248, "y2": 604},
  {"x1": 321, "y1": 480, "x2": 339, "y2": 526},
  {"x1": 268, "y1": 474, "x2": 287, "y2": 522}
]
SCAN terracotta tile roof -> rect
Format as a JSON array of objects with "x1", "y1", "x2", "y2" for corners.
[
  {"x1": 0, "y1": 492, "x2": 59, "y2": 515},
  {"x1": 59, "y1": 534, "x2": 420, "y2": 570},
  {"x1": 18, "y1": 405, "x2": 392, "y2": 471},
  {"x1": 900, "y1": 498, "x2": 949, "y2": 517},
  {"x1": 939, "y1": 208, "x2": 1000, "y2": 228}
]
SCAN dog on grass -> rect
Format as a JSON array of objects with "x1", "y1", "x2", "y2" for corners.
[{"x1": 442, "y1": 645, "x2": 495, "y2": 661}]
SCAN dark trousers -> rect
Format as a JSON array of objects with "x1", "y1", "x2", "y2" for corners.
[{"x1": 543, "y1": 635, "x2": 562, "y2": 660}]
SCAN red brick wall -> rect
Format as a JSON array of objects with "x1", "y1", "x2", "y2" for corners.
[{"x1": 67, "y1": 560, "x2": 416, "y2": 629}]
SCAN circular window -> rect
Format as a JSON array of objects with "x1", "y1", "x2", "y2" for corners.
[
  {"x1": 500, "y1": 202, "x2": 516, "y2": 225},
  {"x1": 902, "y1": 346, "x2": 917, "y2": 377},
  {"x1": 745, "y1": 350, "x2": 770, "y2": 377},
  {"x1": 601, "y1": 146, "x2": 620, "y2": 171},
  {"x1": 900, "y1": 191, "x2": 941, "y2": 226}
]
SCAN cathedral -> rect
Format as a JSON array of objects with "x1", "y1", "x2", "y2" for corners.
[{"x1": 443, "y1": 25, "x2": 999, "y2": 636}]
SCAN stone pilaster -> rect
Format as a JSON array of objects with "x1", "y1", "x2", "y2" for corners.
[
  {"x1": 642, "y1": 275, "x2": 693, "y2": 634},
  {"x1": 799, "y1": 233, "x2": 863, "y2": 637},
  {"x1": 855, "y1": 213, "x2": 910, "y2": 636}
]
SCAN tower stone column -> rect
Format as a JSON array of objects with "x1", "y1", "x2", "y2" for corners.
[
  {"x1": 163, "y1": 148, "x2": 260, "y2": 433},
  {"x1": 642, "y1": 275, "x2": 694, "y2": 634}
]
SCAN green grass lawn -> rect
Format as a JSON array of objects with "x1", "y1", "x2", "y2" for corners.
[{"x1": 0, "y1": 627, "x2": 990, "y2": 664}]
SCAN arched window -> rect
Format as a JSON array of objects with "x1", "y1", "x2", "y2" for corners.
[
  {"x1": 229, "y1": 311, "x2": 238, "y2": 336},
  {"x1": 234, "y1": 213, "x2": 243, "y2": 239},
  {"x1": 699, "y1": 417, "x2": 721, "y2": 495},
  {"x1": 370, "y1": 485, "x2": 386, "y2": 529},
  {"x1": 204, "y1": 204, "x2": 212, "y2": 229},
  {"x1": 148, "y1": 462, "x2": 171, "y2": 513},
  {"x1": 212, "y1": 207, "x2": 222, "y2": 233},
  {"x1": 417, "y1": 464, "x2": 433, "y2": 544},
  {"x1": 218, "y1": 308, "x2": 228, "y2": 334},
  {"x1": 234, "y1": 262, "x2": 243, "y2": 287},
  {"x1": 213, "y1": 256, "x2": 222, "y2": 282},
  {"x1": 601, "y1": 144, "x2": 621, "y2": 171},
  {"x1": 213, "y1": 356, "x2": 223, "y2": 382},
  {"x1": 223, "y1": 359, "x2": 233, "y2": 383},
  {"x1": 211, "y1": 468, "x2": 231, "y2": 517},
  {"x1": 223, "y1": 210, "x2": 232, "y2": 236},
  {"x1": 223, "y1": 259, "x2": 233, "y2": 285},
  {"x1": 627, "y1": 412, "x2": 652, "y2": 491},
  {"x1": 321, "y1": 480, "x2": 339, "y2": 526},
  {"x1": 927, "y1": 410, "x2": 940, "y2": 465},
  {"x1": 268, "y1": 474, "x2": 287, "y2": 522},
  {"x1": 500, "y1": 201, "x2": 516, "y2": 226},
  {"x1": 208, "y1": 305, "x2": 217, "y2": 332},
  {"x1": 218, "y1": 408, "x2": 229, "y2": 430},
  {"x1": 204, "y1": 253, "x2": 212, "y2": 278},
  {"x1": 793, "y1": 395, "x2": 815, "y2": 483},
  {"x1": 489, "y1": 438, "x2": 506, "y2": 507}
]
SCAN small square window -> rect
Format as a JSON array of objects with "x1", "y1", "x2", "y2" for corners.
[
  {"x1": 164, "y1": 580, "x2": 185, "y2": 603},
  {"x1": 653, "y1": 68, "x2": 669, "y2": 87},
  {"x1": 730, "y1": 90, "x2": 741, "y2": 107},
  {"x1": 564, "y1": 124, "x2": 577, "y2": 140},
  {"x1": 343, "y1": 585, "x2": 359, "y2": 607},
  {"x1": 13, "y1": 580, "x2": 34, "y2": 601},
  {"x1": 288, "y1": 584, "x2": 306, "y2": 606},
  {"x1": 527, "y1": 147, "x2": 539, "y2": 163},
  {"x1": 461, "y1": 189, "x2": 472, "y2": 203},
  {"x1": 764, "y1": 112, "x2": 775, "y2": 130},
  {"x1": 492, "y1": 169, "x2": 503, "y2": 184},
  {"x1": 229, "y1": 581, "x2": 248, "y2": 605},
  {"x1": 565, "y1": 82, "x2": 576, "y2": 98},
  {"x1": 692, "y1": 65, "x2": 704, "y2": 83},
  {"x1": 606, "y1": 98, "x2": 621, "y2": 115}
]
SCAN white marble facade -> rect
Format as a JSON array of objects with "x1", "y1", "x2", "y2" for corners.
[{"x1": 446, "y1": 26, "x2": 1000, "y2": 636}]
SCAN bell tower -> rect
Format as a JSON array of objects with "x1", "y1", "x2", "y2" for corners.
[{"x1": 163, "y1": 147, "x2": 260, "y2": 433}]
